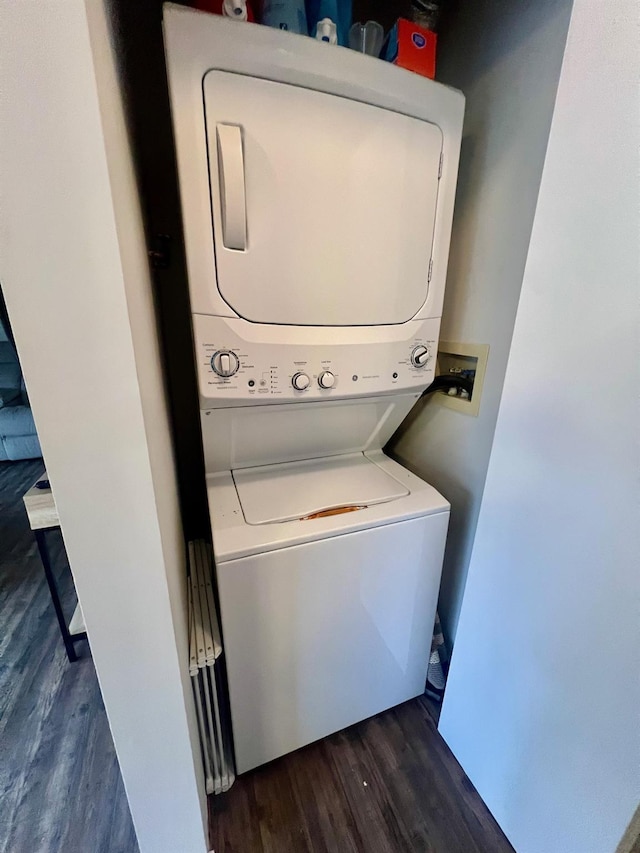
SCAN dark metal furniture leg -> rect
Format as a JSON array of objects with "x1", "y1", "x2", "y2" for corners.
[{"x1": 35, "y1": 529, "x2": 77, "y2": 663}]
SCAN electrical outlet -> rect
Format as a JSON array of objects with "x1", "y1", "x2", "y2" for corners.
[{"x1": 435, "y1": 342, "x2": 489, "y2": 417}]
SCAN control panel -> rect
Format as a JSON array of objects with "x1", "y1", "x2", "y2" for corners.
[{"x1": 193, "y1": 314, "x2": 441, "y2": 408}]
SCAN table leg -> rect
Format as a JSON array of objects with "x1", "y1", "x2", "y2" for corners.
[{"x1": 35, "y1": 529, "x2": 78, "y2": 663}]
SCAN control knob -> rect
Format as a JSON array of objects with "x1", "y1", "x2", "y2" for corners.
[
  {"x1": 411, "y1": 345, "x2": 431, "y2": 368},
  {"x1": 318, "y1": 371, "x2": 335, "y2": 389},
  {"x1": 211, "y1": 350, "x2": 240, "y2": 377},
  {"x1": 292, "y1": 372, "x2": 310, "y2": 391}
]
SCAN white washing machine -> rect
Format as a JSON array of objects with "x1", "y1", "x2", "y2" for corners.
[
  {"x1": 164, "y1": 5, "x2": 464, "y2": 774},
  {"x1": 208, "y1": 451, "x2": 449, "y2": 774}
]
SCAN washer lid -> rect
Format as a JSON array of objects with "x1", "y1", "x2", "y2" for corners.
[{"x1": 233, "y1": 453, "x2": 409, "y2": 525}]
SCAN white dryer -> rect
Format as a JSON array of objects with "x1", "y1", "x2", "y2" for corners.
[{"x1": 164, "y1": 5, "x2": 464, "y2": 774}]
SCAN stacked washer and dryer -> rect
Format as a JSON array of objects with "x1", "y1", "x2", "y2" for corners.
[{"x1": 164, "y1": 4, "x2": 464, "y2": 775}]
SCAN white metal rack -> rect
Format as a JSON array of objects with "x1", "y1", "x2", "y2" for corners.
[{"x1": 188, "y1": 539, "x2": 235, "y2": 794}]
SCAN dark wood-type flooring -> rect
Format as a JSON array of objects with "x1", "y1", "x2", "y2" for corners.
[
  {"x1": 0, "y1": 460, "x2": 138, "y2": 853},
  {"x1": 210, "y1": 684, "x2": 514, "y2": 851}
]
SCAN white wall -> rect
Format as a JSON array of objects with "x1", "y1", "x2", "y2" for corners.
[
  {"x1": 390, "y1": 0, "x2": 573, "y2": 643},
  {"x1": 0, "y1": 3, "x2": 208, "y2": 852},
  {"x1": 439, "y1": 2, "x2": 640, "y2": 852}
]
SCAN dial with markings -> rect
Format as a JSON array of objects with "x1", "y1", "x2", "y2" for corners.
[
  {"x1": 292, "y1": 372, "x2": 310, "y2": 390},
  {"x1": 211, "y1": 350, "x2": 240, "y2": 377},
  {"x1": 318, "y1": 371, "x2": 335, "y2": 389},
  {"x1": 411, "y1": 345, "x2": 431, "y2": 368}
]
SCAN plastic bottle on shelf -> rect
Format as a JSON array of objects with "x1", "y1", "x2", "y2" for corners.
[
  {"x1": 222, "y1": 0, "x2": 251, "y2": 20},
  {"x1": 348, "y1": 20, "x2": 384, "y2": 56},
  {"x1": 261, "y1": 0, "x2": 308, "y2": 34},
  {"x1": 306, "y1": 0, "x2": 351, "y2": 46},
  {"x1": 195, "y1": 0, "x2": 255, "y2": 21},
  {"x1": 315, "y1": 17, "x2": 337, "y2": 43}
]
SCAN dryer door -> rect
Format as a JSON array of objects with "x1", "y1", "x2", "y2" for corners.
[{"x1": 204, "y1": 71, "x2": 443, "y2": 327}]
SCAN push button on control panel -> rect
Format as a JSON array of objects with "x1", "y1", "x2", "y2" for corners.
[
  {"x1": 211, "y1": 350, "x2": 240, "y2": 377},
  {"x1": 411, "y1": 345, "x2": 431, "y2": 368}
]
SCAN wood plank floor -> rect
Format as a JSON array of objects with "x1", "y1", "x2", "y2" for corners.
[
  {"x1": 0, "y1": 460, "x2": 138, "y2": 853},
  {"x1": 210, "y1": 692, "x2": 514, "y2": 852}
]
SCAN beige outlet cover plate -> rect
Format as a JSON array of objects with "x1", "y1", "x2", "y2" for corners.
[{"x1": 435, "y1": 341, "x2": 489, "y2": 417}]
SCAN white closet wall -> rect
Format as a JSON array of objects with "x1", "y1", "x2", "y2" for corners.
[
  {"x1": 440, "y1": 1, "x2": 640, "y2": 850},
  {"x1": 0, "y1": 2, "x2": 207, "y2": 852}
]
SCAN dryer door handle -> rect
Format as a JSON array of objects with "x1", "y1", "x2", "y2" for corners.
[{"x1": 216, "y1": 124, "x2": 247, "y2": 251}]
